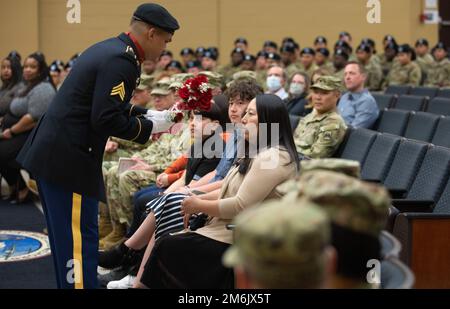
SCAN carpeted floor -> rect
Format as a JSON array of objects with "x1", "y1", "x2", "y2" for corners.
[{"x1": 0, "y1": 199, "x2": 56, "y2": 289}]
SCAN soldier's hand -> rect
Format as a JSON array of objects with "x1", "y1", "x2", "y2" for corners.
[
  {"x1": 105, "y1": 141, "x2": 119, "y2": 153},
  {"x1": 145, "y1": 110, "x2": 175, "y2": 134}
]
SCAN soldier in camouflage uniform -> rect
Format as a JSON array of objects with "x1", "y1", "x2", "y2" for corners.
[
  {"x1": 356, "y1": 43, "x2": 383, "y2": 91},
  {"x1": 315, "y1": 48, "x2": 335, "y2": 73},
  {"x1": 414, "y1": 38, "x2": 435, "y2": 81},
  {"x1": 287, "y1": 169, "x2": 390, "y2": 289},
  {"x1": 383, "y1": 44, "x2": 421, "y2": 89},
  {"x1": 281, "y1": 43, "x2": 301, "y2": 79},
  {"x1": 223, "y1": 200, "x2": 332, "y2": 289},
  {"x1": 298, "y1": 48, "x2": 319, "y2": 79},
  {"x1": 425, "y1": 42, "x2": 450, "y2": 88},
  {"x1": 293, "y1": 76, "x2": 347, "y2": 158},
  {"x1": 219, "y1": 48, "x2": 245, "y2": 84},
  {"x1": 379, "y1": 41, "x2": 399, "y2": 78},
  {"x1": 100, "y1": 78, "x2": 182, "y2": 249},
  {"x1": 332, "y1": 48, "x2": 349, "y2": 81}
]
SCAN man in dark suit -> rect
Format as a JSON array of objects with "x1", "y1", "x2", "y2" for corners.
[{"x1": 17, "y1": 3, "x2": 180, "y2": 289}]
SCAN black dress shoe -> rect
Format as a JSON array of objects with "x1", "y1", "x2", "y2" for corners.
[{"x1": 98, "y1": 242, "x2": 129, "y2": 269}]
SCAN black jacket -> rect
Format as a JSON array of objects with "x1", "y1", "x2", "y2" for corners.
[
  {"x1": 17, "y1": 33, "x2": 153, "y2": 202},
  {"x1": 285, "y1": 94, "x2": 312, "y2": 117}
]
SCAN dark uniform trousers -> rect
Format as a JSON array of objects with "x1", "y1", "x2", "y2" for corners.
[
  {"x1": 38, "y1": 179, "x2": 99, "y2": 289},
  {"x1": 17, "y1": 33, "x2": 153, "y2": 289}
]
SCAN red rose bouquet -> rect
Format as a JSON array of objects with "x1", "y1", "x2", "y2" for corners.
[{"x1": 177, "y1": 75, "x2": 213, "y2": 111}]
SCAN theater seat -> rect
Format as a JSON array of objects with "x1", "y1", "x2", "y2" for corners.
[
  {"x1": 426, "y1": 97, "x2": 450, "y2": 116},
  {"x1": 379, "y1": 231, "x2": 402, "y2": 259},
  {"x1": 337, "y1": 128, "x2": 377, "y2": 165},
  {"x1": 372, "y1": 93, "x2": 396, "y2": 110},
  {"x1": 383, "y1": 140, "x2": 428, "y2": 197},
  {"x1": 289, "y1": 114, "x2": 301, "y2": 131},
  {"x1": 380, "y1": 257, "x2": 415, "y2": 289},
  {"x1": 393, "y1": 95, "x2": 427, "y2": 112},
  {"x1": 385, "y1": 85, "x2": 411, "y2": 96},
  {"x1": 374, "y1": 109, "x2": 410, "y2": 136},
  {"x1": 403, "y1": 112, "x2": 440, "y2": 142},
  {"x1": 431, "y1": 116, "x2": 450, "y2": 148},
  {"x1": 409, "y1": 86, "x2": 439, "y2": 99},
  {"x1": 361, "y1": 134, "x2": 401, "y2": 182},
  {"x1": 437, "y1": 88, "x2": 450, "y2": 99},
  {"x1": 392, "y1": 178, "x2": 450, "y2": 288}
]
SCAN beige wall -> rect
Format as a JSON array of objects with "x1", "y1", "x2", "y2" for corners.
[{"x1": 0, "y1": 0, "x2": 438, "y2": 64}]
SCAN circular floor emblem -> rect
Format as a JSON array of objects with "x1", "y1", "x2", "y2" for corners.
[{"x1": 0, "y1": 230, "x2": 51, "y2": 263}]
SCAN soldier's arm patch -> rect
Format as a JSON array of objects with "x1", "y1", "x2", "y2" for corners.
[{"x1": 111, "y1": 81, "x2": 126, "y2": 101}]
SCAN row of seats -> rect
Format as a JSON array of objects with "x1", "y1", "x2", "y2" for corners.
[
  {"x1": 374, "y1": 110, "x2": 450, "y2": 147},
  {"x1": 385, "y1": 85, "x2": 450, "y2": 99},
  {"x1": 334, "y1": 128, "x2": 450, "y2": 288},
  {"x1": 372, "y1": 94, "x2": 450, "y2": 116}
]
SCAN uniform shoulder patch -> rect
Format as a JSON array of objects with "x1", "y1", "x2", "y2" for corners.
[{"x1": 111, "y1": 81, "x2": 126, "y2": 101}]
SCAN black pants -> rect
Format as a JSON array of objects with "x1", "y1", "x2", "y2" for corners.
[{"x1": 0, "y1": 132, "x2": 29, "y2": 189}]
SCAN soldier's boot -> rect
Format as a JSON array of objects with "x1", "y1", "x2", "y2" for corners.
[
  {"x1": 100, "y1": 220, "x2": 127, "y2": 251},
  {"x1": 98, "y1": 202, "x2": 113, "y2": 240}
]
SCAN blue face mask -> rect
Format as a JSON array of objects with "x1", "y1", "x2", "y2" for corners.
[{"x1": 266, "y1": 75, "x2": 282, "y2": 92}]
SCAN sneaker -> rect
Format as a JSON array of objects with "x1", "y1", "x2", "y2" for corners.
[
  {"x1": 98, "y1": 267, "x2": 129, "y2": 288},
  {"x1": 106, "y1": 275, "x2": 136, "y2": 289}
]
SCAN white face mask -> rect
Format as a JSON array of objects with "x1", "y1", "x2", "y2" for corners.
[
  {"x1": 289, "y1": 83, "x2": 305, "y2": 96},
  {"x1": 266, "y1": 76, "x2": 282, "y2": 92}
]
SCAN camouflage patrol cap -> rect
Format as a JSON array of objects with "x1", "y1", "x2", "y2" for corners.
[
  {"x1": 136, "y1": 74, "x2": 154, "y2": 90},
  {"x1": 226, "y1": 70, "x2": 257, "y2": 88},
  {"x1": 151, "y1": 78, "x2": 172, "y2": 96},
  {"x1": 301, "y1": 159, "x2": 361, "y2": 178},
  {"x1": 223, "y1": 200, "x2": 330, "y2": 288},
  {"x1": 310, "y1": 76, "x2": 344, "y2": 92},
  {"x1": 198, "y1": 71, "x2": 223, "y2": 88},
  {"x1": 297, "y1": 170, "x2": 390, "y2": 237},
  {"x1": 168, "y1": 73, "x2": 194, "y2": 90}
]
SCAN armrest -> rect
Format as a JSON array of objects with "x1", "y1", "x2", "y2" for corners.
[
  {"x1": 398, "y1": 213, "x2": 450, "y2": 220},
  {"x1": 391, "y1": 199, "x2": 435, "y2": 213},
  {"x1": 388, "y1": 188, "x2": 407, "y2": 199}
]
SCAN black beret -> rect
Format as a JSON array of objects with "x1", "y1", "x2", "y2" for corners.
[
  {"x1": 235, "y1": 37, "x2": 248, "y2": 45},
  {"x1": 243, "y1": 54, "x2": 256, "y2": 62},
  {"x1": 263, "y1": 40, "x2": 278, "y2": 49},
  {"x1": 208, "y1": 47, "x2": 219, "y2": 57},
  {"x1": 186, "y1": 60, "x2": 202, "y2": 69},
  {"x1": 282, "y1": 37, "x2": 296, "y2": 45},
  {"x1": 334, "y1": 48, "x2": 349, "y2": 60},
  {"x1": 434, "y1": 41, "x2": 448, "y2": 50},
  {"x1": 180, "y1": 48, "x2": 194, "y2": 56},
  {"x1": 316, "y1": 48, "x2": 330, "y2": 57},
  {"x1": 51, "y1": 60, "x2": 65, "y2": 68},
  {"x1": 415, "y1": 38, "x2": 429, "y2": 47},
  {"x1": 64, "y1": 59, "x2": 76, "y2": 70},
  {"x1": 385, "y1": 41, "x2": 398, "y2": 51},
  {"x1": 203, "y1": 50, "x2": 218, "y2": 61},
  {"x1": 301, "y1": 47, "x2": 316, "y2": 56},
  {"x1": 281, "y1": 43, "x2": 296, "y2": 54},
  {"x1": 361, "y1": 38, "x2": 375, "y2": 48},
  {"x1": 133, "y1": 3, "x2": 180, "y2": 34},
  {"x1": 334, "y1": 40, "x2": 352, "y2": 52},
  {"x1": 196, "y1": 47, "x2": 206, "y2": 55},
  {"x1": 267, "y1": 52, "x2": 281, "y2": 61},
  {"x1": 383, "y1": 35, "x2": 396, "y2": 43},
  {"x1": 339, "y1": 31, "x2": 351, "y2": 39},
  {"x1": 160, "y1": 50, "x2": 173, "y2": 57},
  {"x1": 166, "y1": 60, "x2": 183, "y2": 70},
  {"x1": 356, "y1": 43, "x2": 372, "y2": 53},
  {"x1": 50, "y1": 64, "x2": 61, "y2": 73},
  {"x1": 397, "y1": 44, "x2": 413, "y2": 54},
  {"x1": 231, "y1": 48, "x2": 245, "y2": 56},
  {"x1": 315, "y1": 36, "x2": 327, "y2": 45},
  {"x1": 256, "y1": 50, "x2": 268, "y2": 58}
]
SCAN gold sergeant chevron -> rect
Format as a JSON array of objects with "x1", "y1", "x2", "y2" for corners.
[{"x1": 110, "y1": 81, "x2": 125, "y2": 101}]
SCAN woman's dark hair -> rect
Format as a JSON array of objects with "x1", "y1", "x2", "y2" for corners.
[
  {"x1": 193, "y1": 94, "x2": 230, "y2": 129},
  {"x1": 20, "y1": 52, "x2": 54, "y2": 97},
  {"x1": 1, "y1": 56, "x2": 22, "y2": 91},
  {"x1": 238, "y1": 94, "x2": 300, "y2": 174}
]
